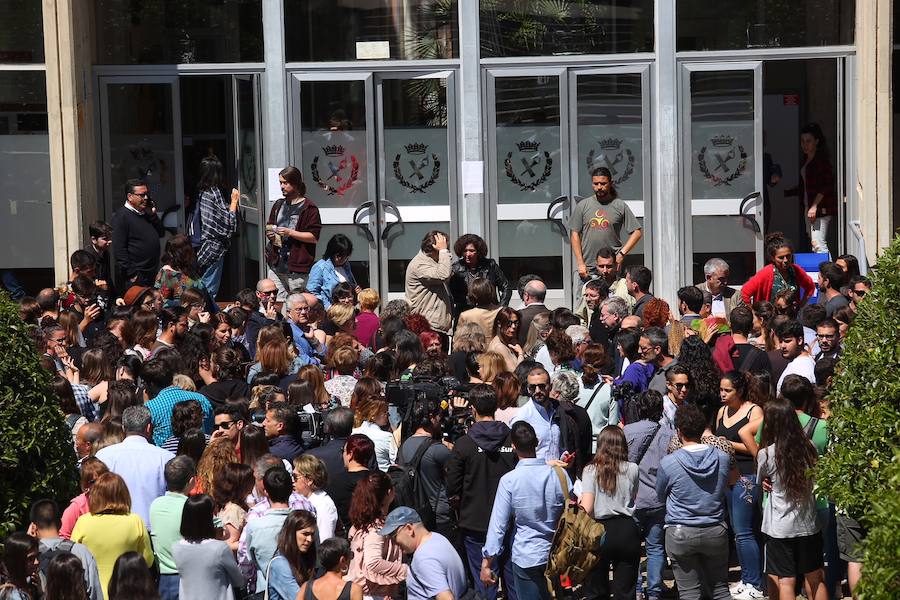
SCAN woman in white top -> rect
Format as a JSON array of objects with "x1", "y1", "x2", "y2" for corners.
[
  {"x1": 579, "y1": 426, "x2": 641, "y2": 600},
  {"x1": 173, "y1": 494, "x2": 244, "y2": 600},
  {"x1": 351, "y1": 396, "x2": 398, "y2": 472},
  {"x1": 293, "y1": 454, "x2": 339, "y2": 540}
]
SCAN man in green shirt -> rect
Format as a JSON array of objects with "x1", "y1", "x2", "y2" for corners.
[{"x1": 149, "y1": 455, "x2": 196, "y2": 600}]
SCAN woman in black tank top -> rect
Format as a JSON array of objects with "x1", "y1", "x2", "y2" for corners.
[
  {"x1": 298, "y1": 537, "x2": 362, "y2": 600},
  {"x1": 715, "y1": 370, "x2": 765, "y2": 595}
]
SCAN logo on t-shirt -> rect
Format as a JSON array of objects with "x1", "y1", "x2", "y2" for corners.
[{"x1": 590, "y1": 209, "x2": 611, "y2": 230}]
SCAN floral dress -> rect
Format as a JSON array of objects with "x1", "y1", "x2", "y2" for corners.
[{"x1": 154, "y1": 266, "x2": 206, "y2": 308}]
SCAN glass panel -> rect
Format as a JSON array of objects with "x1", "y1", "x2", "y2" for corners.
[
  {"x1": 95, "y1": 0, "x2": 263, "y2": 64},
  {"x1": 386, "y1": 222, "x2": 450, "y2": 293},
  {"x1": 480, "y1": 0, "x2": 653, "y2": 58},
  {"x1": 298, "y1": 81, "x2": 369, "y2": 209},
  {"x1": 285, "y1": 0, "x2": 458, "y2": 62},
  {"x1": 495, "y1": 76, "x2": 561, "y2": 205},
  {"x1": 690, "y1": 70, "x2": 757, "y2": 284},
  {"x1": 317, "y1": 224, "x2": 372, "y2": 290},
  {"x1": 499, "y1": 221, "x2": 564, "y2": 290},
  {"x1": 106, "y1": 83, "x2": 177, "y2": 215},
  {"x1": 237, "y1": 78, "x2": 260, "y2": 209},
  {"x1": 0, "y1": 72, "x2": 52, "y2": 268},
  {"x1": 0, "y1": 2, "x2": 44, "y2": 62},
  {"x1": 677, "y1": 0, "x2": 854, "y2": 51}
]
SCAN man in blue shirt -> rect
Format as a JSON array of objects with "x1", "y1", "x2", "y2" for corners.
[
  {"x1": 143, "y1": 354, "x2": 214, "y2": 446},
  {"x1": 481, "y1": 421, "x2": 570, "y2": 600},
  {"x1": 283, "y1": 292, "x2": 323, "y2": 365},
  {"x1": 510, "y1": 367, "x2": 561, "y2": 461}
]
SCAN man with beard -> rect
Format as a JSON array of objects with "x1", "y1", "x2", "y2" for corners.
[
  {"x1": 151, "y1": 307, "x2": 189, "y2": 357},
  {"x1": 569, "y1": 167, "x2": 643, "y2": 305}
]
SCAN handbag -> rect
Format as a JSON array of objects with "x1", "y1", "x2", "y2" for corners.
[
  {"x1": 242, "y1": 556, "x2": 274, "y2": 600},
  {"x1": 544, "y1": 467, "x2": 606, "y2": 597}
]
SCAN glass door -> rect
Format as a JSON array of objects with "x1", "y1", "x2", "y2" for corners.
[
  {"x1": 233, "y1": 75, "x2": 264, "y2": 285},
  {"x1": 682, "y1": 62, "x2": 764, "y2": 284}
]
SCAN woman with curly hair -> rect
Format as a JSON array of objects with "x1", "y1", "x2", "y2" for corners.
[
  {"x1": 676, "y1": 335, "x2": 722, "y2": 424},
  {"x1": 448, "y1": 233, "x2": 511, "y2": 319},
  {"x1": 756, "y1": 397, "x2": 827, "y2": 600},
  {"x1": 154, "y1": 233, "x2": 206, "y2": 308},
  {"x1": 266, "y1": 510, "x2": 318, "y2": 600},
  {"x1": 345, "y1": 472, "x2": 406, "y2": 598},
  {"x1": 212, "y1": 462, "x2": 255, "y2": 551},
  {"x1": 580, "y1": 426, "x2": 640, "y2": 600},
  {"x1": 642, "y1": 298, "x2": 671, "y2": 329},
  {"x1": 192, "y1": 438, "x2": 239, "y2": 495}
]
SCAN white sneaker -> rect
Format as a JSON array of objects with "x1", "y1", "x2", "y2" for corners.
[
  {"x1": 730, "y1": 581, "x2": 746, "y2": 594},
  {"x1": 734, "y1": 584, "x2": 766, "y2": 599}
]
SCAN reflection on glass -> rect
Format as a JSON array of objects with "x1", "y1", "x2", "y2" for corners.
[
  {"x1": 0, "y1": 3, "x2": 44, "y2": 62},
  {"x1": 575, "y1": 73, "x2": 644, "y2": 203},
  {"x1": 498, "y1": 221, "x2": 563, "y2": 289},
  {"x1": 386, "y1": 222, "x2": 450, "y2": 293},
  {"x1": 286, "y1": 0, "x2": 458, "y2": 61},
  {"x1": 383, "y1": 78, "x2": 449, "y2": 208},
  {"x1": 107, "y1": 84, "x2": 177, "y2": 215},
  {"x1": 0, "y1": 72, "x2": 52, "y2": 267},
  {"x1": 480, "y1": 0, "x2": 653, "y2": 57},
  {"x1": 677, "y1": 0, "x2": 854, "y2": 50},
  {"x1": 693, "y1": 218, "x2": 757, "y2": 285},
  {"x1": 95, "y1": 0, "x2": 263, "y2": 64},
  {"x1": 495, "y1": 76, "x2": 561, "y2": 205},
  {"x1": 299, "y1": 81, "x2": 369, "y2": 209}
]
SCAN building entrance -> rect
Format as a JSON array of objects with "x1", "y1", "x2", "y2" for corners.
[
  {"x1": 289, "y1": 70, "x2": 457, "y2": 300},
  {"x1": 485, "y1": 65, "x2": 651, "y2": 308}
]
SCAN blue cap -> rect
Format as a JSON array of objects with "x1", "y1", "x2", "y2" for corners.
[{"x1": 378, "y1": 506, "x2": 422, "y2": 536}]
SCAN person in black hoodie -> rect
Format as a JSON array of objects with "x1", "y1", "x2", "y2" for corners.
[{"x1": 446, "y1": 384, "x2": 518, "y2": 600}]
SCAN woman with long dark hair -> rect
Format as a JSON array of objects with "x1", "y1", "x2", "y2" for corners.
[
  {"x1": 345, "y1": 472, "x2": 406, "y2": 598},
  {"x1": 297, "y1": 537, "x2": 362, "y2": 600},
  {"x1": 579, "y1": 426, "x2": 640, "y2": 600},
  {"x1": 212, "y1": 462, "x2": 255, "y2": 551},
  {"x1": 267, "y1": 510, "x2": 318, "y2": 600},
  {"x1": 757, "y1": 397, "x2": 827, "y2": 600},
  {"x1": 714, "y1": 370, "x2": 764, "y2": 598},
  {"x1": 487, "y1": 306, "x2": 524, "y2": 372},
  {"x1": 393, "y1": 329, "x2": 424, "y2": 380},
  {"x1": 106, "y1": 552, "x2": 159, "y2": 600},
  {"x1": 742, "y1": 233, "x2": 815, "y2": 305},
  {"x1": 173, "y1": 494, "x2": 244, "y2": 599},
  {"x1": 154, "y1": 234, "x2": 207, "y2": 308},
  {"x1": 0, "y1": 532, "x2": 42, "y2": 599},
  {"x1": 191, "y1": 154, "x2": 239, "y2": 300},
  {"x1": 44, "y1": 552, "x2": 88, "y2": 600}
]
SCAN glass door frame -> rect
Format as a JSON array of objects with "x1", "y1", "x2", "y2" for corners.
[
  {"x1": 232, "y1": 74, "x2": 266, "y2": 283},
  {"x1": 679, "y1": 61, "x2": 765, "y2": 276},
  {"x1": 485, "y1": 64, "x2": 653, "y2": 308},
  {"x1": 98, "y1": 75, "x2": 185, "y2": 233}
]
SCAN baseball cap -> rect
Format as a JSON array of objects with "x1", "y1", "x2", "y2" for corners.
[{"x1": 377, "y1": 506, "x2": 422, "y2": 536}]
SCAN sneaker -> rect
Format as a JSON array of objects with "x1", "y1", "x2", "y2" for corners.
[
  {"x1": 730, "y1": 581, "x2": 747, "y2": 594},
  {"x1": 734, "y1": 584, "x2": 767, "y2": 599}
]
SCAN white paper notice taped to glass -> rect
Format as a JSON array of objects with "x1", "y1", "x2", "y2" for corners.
[
  {"x1": 267, "y1": 167, "x2": 282, "y2": 211},
  {"x1": 356, "y1": 41, "x2": 390, "y2": 60},
  {"x1": 461, "y1": 160, "x2": 484, "y2": 194}
]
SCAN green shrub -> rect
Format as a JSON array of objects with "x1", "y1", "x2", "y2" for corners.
[
  {"x1": 0, "y1": 292, "x2": 79, "y2": 539},
  {"x1": 817, "y1": 234, "x2": 900, "y2": 600}
]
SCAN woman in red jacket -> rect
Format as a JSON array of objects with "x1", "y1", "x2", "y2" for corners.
[{"x1": 741, "y1": 233, "x2": 815, "y2": 305}]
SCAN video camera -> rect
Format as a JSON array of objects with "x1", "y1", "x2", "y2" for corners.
[
  {"x1": 250, "y1": 406, "x2": 326, "y2": 446},
  {"x1": 385, "y1": 375, "x2": 473, "y2": 443}
]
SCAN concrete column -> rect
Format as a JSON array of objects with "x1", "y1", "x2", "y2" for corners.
[
  {"x1": 261, "y1": 0, "x2": 288, "y2": 210},
  {"x1": 856, "y1": 0, "x2": 893, "y2": 262},
  {"x1": 650, "y1": 0, "x2": 682, "y2": 306},
  {"x1": 43, "y1": 0, "x2": 98, "y2": 284},
  {"x1": 458, "y1": 0, "x2": 484, "y2": 237}
]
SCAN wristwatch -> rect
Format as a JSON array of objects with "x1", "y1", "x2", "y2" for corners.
[{"x1": 616, "y1": 249, "x2": 626, "y2": 258}]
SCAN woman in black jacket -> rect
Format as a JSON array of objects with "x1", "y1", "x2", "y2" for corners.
[{"x1": 448, "y1": 234, "x2": 512, "y2": 320}]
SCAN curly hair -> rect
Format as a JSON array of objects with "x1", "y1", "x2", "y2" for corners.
[
  {"x1": 544, "y1": 330, "x2": 575, "y2": 366},
  {"x1": 677, "y1": 335, "x2": 722, "y2": 425},
  {"x1": 195, "y1": 439, "x2": 238, "y2": 495},
  {"x1": 348, "y1": 471, "x2": 393, "y2": 530},
  {"x1": 453, "y1": 233, "x2": 488, "y2": 259},
  {"x1": 404, "y1": 313, "x2": 433, "y2": 336},
  {"x1": 642, "y1": 298, "x2": 671, "y2": 329}
]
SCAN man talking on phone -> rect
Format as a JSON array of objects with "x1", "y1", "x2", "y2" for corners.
[{"x1": 112, "y1": 178, "x2": 165, "y2": 287}]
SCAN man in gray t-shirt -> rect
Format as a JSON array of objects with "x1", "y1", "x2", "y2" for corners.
[{"x1": 569, "y1": 167, "x2": 642, "y2": 301}]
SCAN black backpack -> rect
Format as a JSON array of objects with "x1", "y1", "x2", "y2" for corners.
[
  {"x1": 38, "y1": 539, "x2": 75, "y2": 576},
  {"x1": 387, "y1": 437, "x2": 438, "y2": 529}
]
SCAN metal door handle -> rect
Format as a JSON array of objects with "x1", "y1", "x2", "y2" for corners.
[
  {"x1": 352, "y1": 201, "x2": 375, "y2": 242},
  {"x1": 739, "y1": 191, "x2": 762, "y2": 235},
  {"x1": 547, "y1": 195, "x2": 570, "y2": 228},
  {"x1": 379, "y1": 199, "x2": 402, "y2": 242}
]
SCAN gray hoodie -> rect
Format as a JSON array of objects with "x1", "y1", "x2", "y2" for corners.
[{"x1": 656, "y1": 445, "x2": 730, "y2": 526}]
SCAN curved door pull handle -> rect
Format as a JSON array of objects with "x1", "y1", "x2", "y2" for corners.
[
  {"x1": 379, "y1": 199, "x2": 403, "y2": 242},
  {"x1": 352, "y1": 201, "x2": 375, "y2": 243},
  {"x1": 739, "y1": 191, "x2": 762, "y2": 235},
  {"x1": 547, "y1": 195, "x2": 570, "y2": 233}
]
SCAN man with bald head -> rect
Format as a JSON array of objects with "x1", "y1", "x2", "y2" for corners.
[
  {"x1": 75, "y1": 422, "x2": 104, "y2": 462},
  {"x1": 37, "y1": 288, "x2": 60, "y2": 324},
  {"x1": 518, "y1": 278, "x2": 547, "y2": 346}
]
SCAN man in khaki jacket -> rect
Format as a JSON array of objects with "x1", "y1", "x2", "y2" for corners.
[{"x1": 405, "y1": 231, "x2": 453, "y2": 333}]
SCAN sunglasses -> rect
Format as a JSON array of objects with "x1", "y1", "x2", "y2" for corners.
[
  {"x1": 852, "y1": 289, "x2": 867, "y2": 297},
  {"x1": 527, "y1": 383, "x2": 548, "y2": 392},
  {"x1": 815, "y1": 333, "x2": 836, "y2": 340},
  {"x1": 669, "y1": 382, "x2": 688, "y2": 390},
  {"x1": 214, "y1": 420, "x2": 237, "y2": 430}
]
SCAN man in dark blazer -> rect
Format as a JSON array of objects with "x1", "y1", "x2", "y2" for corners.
[
  {"x1": 695, "y1": 257, "x2": 744, "y2": 322},
  {"x1": 517, "y1": 277, "x2": 548, "y2": 346}
]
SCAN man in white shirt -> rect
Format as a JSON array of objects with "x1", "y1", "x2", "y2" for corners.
[
  {"x1": 96, "y1": 405, "x2": 175, "y2": 528},
  {"x1": 775, "y1": 320, "x2": 816, "y2": 393}
]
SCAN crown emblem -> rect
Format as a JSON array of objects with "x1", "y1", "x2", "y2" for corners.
[
  {"x1": 322, "y1": 145, "x2": 345, "y2": 157},
  {"x1": 516, "y1": 140, "x2": 541, "y2": 152},
  {"x1": 598, "y1": 137, "x2": 622, "y2": 151},
  {"x1": 404, "y1": 142, "x2": 428, "y2": 154},
  {"x1": 710, "y1": 135, "x2": 734, "y2": 148}
]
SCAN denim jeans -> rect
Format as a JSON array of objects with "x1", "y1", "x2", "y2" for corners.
[
  {"x1": 158, "y1": 573, "x2": 180, "y2": 600},
  {"x1": 634, "y1": 506, "x2": 666, "y2": 597},
  {"x1": 726, "y1": 474, "x2": 762, "y2": 588},
  {"x1": 665, "y1": 524, "x2": 731, "y2": 600},
  {"x1": 807, "y1": 215, "x2": 832, "y2": 256},
  {"x1": 461, "y1": 530, "x2": 517, "y2": 600},
  {"x1": 200, "y1": 256, "x2": 225, "y2": 300},
  {"x1": 0, "y1": 270, "x2": 25, "y2": 300},
  {"x1": 512, "y1": 563, "x2": 551, "y2": 600}
]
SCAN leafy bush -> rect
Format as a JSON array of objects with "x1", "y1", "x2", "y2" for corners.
[
  {"x1": 0, "y1": 292, "x2": 79, "y2": 539},
  {"x1": 817, "y1": 235, "x2": 900, "y2": 600}
]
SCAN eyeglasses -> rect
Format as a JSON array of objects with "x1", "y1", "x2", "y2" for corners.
[
  {"x1": 130, "y1": 192, "x2": 150, "y2": 198},
  {"x1": 638, "y1": 345, "x2": 657, "y2": 354},
  {"x1": 852, "y1": 289, "x2": 867, "y2": 297},
  {"x1": 259, "y1": 289, "x2": 277, "y2": 296},
  {"x1": 815, "y1": 333, "x2": 836, "y2": 340},
  {"x1": 215, "y1": 420, "x2": 236, "y2": 430},
  {"x1": 527, "y1": 383, "x2": 548, "y2": 392},
  {"x1": 290, "y1": 306, "x2": 310, "y2": 313},
  {"x1": 292, "y1": 472, "x2": 306, "y2": 482}
]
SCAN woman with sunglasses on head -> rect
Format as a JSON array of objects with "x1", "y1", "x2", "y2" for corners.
[
  {"x1": 742, "y1": 233, "x2": 815, "y2": 305},
  {"x1": 487, "y1": 307, "x2": 524, "y2": 372}
]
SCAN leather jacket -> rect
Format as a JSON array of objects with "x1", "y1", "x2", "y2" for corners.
[{"x1": 448, "y1": 257, "x2": 512, "y2": 318}]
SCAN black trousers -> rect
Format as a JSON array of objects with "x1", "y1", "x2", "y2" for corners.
[{"x1": 583, "y1": 515, "x2": 642, "y2": 600}]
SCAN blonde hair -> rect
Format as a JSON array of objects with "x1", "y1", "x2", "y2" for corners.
[
  {"x1": 477, "y1": 351, "x2": 507, "y2": 383},
  {"x1": 195, "y1": 439, "x2": 239, "y2": 495},
  {"x1": 293, "y1": 454, "x2": 328, "y2": 491},
  {"x1": 358, "y1": 288, "x2": 380, "y2": 311},
  {"x1": 327, "y1": 303, "x2": 356, "y2": 329},
  {"x1": 172, "y1": 373, "x2": 196, "y2": 392},
  {"x1": 524, "y1": 311, "x2": 552, "y2": 356}
]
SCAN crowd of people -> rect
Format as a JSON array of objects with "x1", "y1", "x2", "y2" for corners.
[{"x1": 1, "y1": 165, "x2": 871, "y2": 600}]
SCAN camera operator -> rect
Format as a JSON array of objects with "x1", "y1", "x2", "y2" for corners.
[
  {"x1": 261, "y1": 402, "x2": 303, "y2": 462},
  {"x1": 397, "y1": 399, "x2": 455, "y2": 543},
  {"x1": 445, "y1": 384, "x2": 518, "y2": 600}
]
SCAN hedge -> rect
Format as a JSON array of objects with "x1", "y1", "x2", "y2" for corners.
[
  {"x1": 817, "y1": 234, "x2": 900, "y2": 600},
  {"x1": 0, "y1": 292, "x2": 79, "y2": 540}
]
